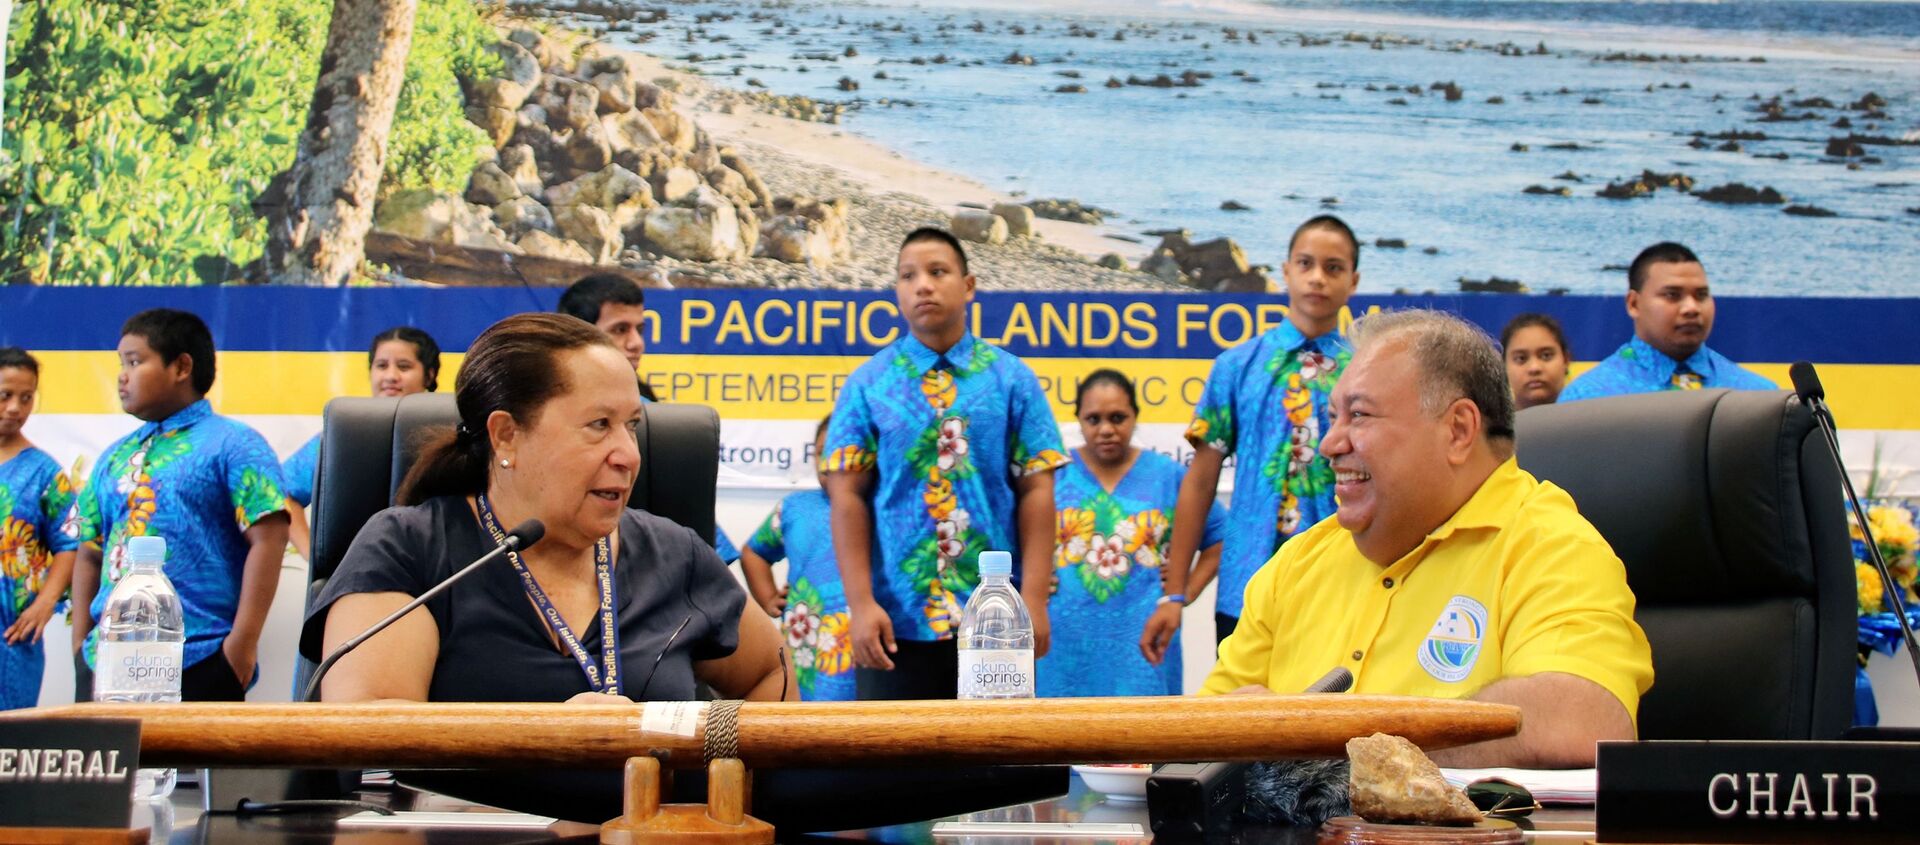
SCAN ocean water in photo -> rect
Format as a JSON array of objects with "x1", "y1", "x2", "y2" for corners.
[{"x1": 605, "y1": 0, "x2": 1919, "y2": 295}]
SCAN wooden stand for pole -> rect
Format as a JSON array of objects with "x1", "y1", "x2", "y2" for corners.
[{"x1": 600, "y1": 756, "x2": 774, "y2": 845}]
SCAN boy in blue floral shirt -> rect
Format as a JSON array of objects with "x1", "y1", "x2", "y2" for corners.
[
  {"x1": 823, "y1": 229, "x2": 1068, "y2": 700},
  {"x1": 1166, "y1": 216, "x2": 1360, "y2": 646},
  {"x1": 67, "y1": 309, "x2": 289, "y2": 702}
]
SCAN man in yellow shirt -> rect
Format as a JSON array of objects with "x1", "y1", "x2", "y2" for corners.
[{"x1": 1201, "y1": 309, "x2": 1653, "y2": 768}]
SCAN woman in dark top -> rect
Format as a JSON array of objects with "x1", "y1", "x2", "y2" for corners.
[{"x1": 301, "y1": 313, "x2": 791, "y2": 703}]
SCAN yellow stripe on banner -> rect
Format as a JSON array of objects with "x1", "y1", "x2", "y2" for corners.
[
  {"x1": 33, "y1": 351, "x2": 462, "y2": 417},
  {"x1": 28, "y1": 352, "x2": 1920, "y2": 430}
]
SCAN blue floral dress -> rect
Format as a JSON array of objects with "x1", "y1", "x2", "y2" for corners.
[
  {"x1": 1039, "y1": 450, "x2": 1226, "y2": 697},
  {"x1": 745, "y1": 489, "x2": 854, "y2": 701}
]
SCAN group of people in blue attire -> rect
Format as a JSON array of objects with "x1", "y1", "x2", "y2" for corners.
[{"x1": 0, "y1": 217, "x2": 1775, "y2": 711}]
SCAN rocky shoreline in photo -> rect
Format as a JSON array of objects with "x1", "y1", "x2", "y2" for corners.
[
  {"x1": 364, "y1": 0, "x2": 1916, "y2": 295},
  {"x1": 368, "y1": 15, "x2": 1202, "y2": 292}
]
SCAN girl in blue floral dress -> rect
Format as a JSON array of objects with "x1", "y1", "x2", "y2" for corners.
[
  {"x1": 0, "y1": 348, "x2": 80, "y2": 710},
  {"x1": 1040, "y1": 370, "x2": 1226, "y2": 698}
]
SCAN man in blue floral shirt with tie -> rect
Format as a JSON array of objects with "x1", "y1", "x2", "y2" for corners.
[
  {"x1": 1166, "y1": 216, "x2": 1361, "y2": 646},
  {"x1": 823, "y1": 228, "x2": 1068, "y2": 700},
  {"x1": 1561, "y1": 242, "x2": 1776, "y2": 401},
  {"x1": 66, "y1": 309, "x2": 289, "y2": 702}
]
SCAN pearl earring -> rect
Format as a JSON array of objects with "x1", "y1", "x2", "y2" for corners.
[{"x1": 499, "y1": 459, "x2": 511, "y2": 468}]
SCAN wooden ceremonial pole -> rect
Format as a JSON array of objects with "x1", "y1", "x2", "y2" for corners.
[
  {"x1": 21, "y1": 695, "x2": 1520, "y2": 770},
  {"x1": 11, "y1": 696, "x2": 1519, "y2": 844}
]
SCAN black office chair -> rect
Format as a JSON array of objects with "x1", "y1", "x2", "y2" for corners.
[{"x1": 1514, "y1": 388, "x2": 1854, "y2": 740}]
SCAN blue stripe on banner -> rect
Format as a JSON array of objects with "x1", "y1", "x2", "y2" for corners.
[{"x1": 1, "y1": 288, "x2": 1914, "y2": 365}]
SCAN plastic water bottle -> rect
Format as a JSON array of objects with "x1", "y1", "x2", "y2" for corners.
[
  {"x1": 957, "y1": 551, "x2": 1035, "y2": 699},
  {"x1": 94, "y1": 535, "x2": 184, "y2": 800}
]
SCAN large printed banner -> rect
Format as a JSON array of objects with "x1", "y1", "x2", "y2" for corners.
[{"x1": 3, "y1": 288, "x2": 1917, "y2": 488}]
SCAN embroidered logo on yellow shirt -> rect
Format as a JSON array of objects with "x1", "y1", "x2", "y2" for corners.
[{"x1": 1418, "y1": 595, "x2": 1488, "y2": 683}]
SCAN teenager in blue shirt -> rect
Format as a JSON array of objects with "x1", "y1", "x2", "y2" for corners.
[
  {"x1": 67, "y1": 310, "x2": 289, "y2": 701},
  {"x1": 283, "y1": 326, "x2": 441, "y2": 562},
  {"x1": 1561, "y1": 242, "x2": 1775, "y2": 400},
  {"x1": 1166, "y1": 216, "x2": 1361, "y2": 646},
  {"x1": 823, "y1": 228, "x2": 1067, "y2": 700}
]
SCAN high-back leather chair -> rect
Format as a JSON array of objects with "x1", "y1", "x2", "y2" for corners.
[
  {"x1": 297, "y1": 394, "x2": 719, "y2": 690},
  {"x1": 1514, "y1": 388, "x2": 1853, "y2": 740}
]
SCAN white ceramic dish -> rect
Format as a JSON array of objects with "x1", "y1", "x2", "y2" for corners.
[{"x1": 1070, "y1": 764, "x2": 1152, "y2": 801}]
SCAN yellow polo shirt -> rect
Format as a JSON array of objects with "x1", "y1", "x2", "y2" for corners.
[{"x1": 1200, "y1": 458, "x2": 1653, "y2": 723}]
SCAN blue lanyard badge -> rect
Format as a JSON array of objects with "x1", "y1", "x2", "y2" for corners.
[{"x1": 477, "y1": 495, "x2": 623, "y2": 695}]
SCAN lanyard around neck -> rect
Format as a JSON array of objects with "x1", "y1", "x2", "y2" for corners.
[{"x1": 476, "y1": 495, "x2": 622, "y2": 695}]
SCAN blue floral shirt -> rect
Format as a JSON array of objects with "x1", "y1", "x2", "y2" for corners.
[
  {"x1": 1186, "y1": 321, "x2": 1350, "y2": 618},
  {"x1": 746, "y1": 489, "x2": 853, "y2": 701},
  {"x1": 66, "y1": 400, "x2": 288, "y2": 671},
  {"x1": 282, "y1": 433, "x2": 321, "y2": 508},
  {"x1": 1040, "y1": 450, "x2": 1226, "y2": 698},
  {"x1": 1561, "y1": 336, "x2": 1776, "y2": 401},
  {"x1": 1, "y1": 447, "x2": 79, "y2": 618},
  {"x1": 2, "y1": 447, "x2": 79, "y2": 711},
  {"x1": 823, "y1": 332, "x2": 1068, "y2": 641}
]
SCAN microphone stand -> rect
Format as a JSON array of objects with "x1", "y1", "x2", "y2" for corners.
[{"x1": 1797, "y1": 373, "x2": 1920, "y2": 686}]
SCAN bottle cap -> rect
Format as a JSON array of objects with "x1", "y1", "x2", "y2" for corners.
[
  {"x1": 978, "y1": 550, "x2": 1012, "y2": 577},
  {"x1": 126, "y1": 535, "x2": 167, "y2": 565}
]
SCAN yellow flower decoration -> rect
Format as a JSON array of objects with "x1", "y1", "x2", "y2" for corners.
[
  {"x1": 1283, "y1": 385, "x2": 1313, "y2": 426},
  {"x1": 920, "y1": 369, "x2": 957, "y2": 411},
  {"x1": 923, "y1": 473, "x2": 957, "y2": 520},
  {"x1": 924, "y1": 586, "x2": 961, "y2": 636},
  {"x1": 1859, "y1": 562, "x2": 1886, "y2": 616},
  {"x1": 1130, "y1": 509, "x2": 1171, "y2": 556},
  {"x1": 1856, "y1": 505, "x2": 1920, "y2": 603},
  {"x1": 1, "y1": 517, "x2": 38, "y2": 580},
  {"x1": 1185, "y1": 418, "x2": 1210, "y2": 442},
  {"x1": 821, "y1": 445, "x2": 875, "y2": 473},
  {"x1": 1021, "y1": 449, "x2": 1069, "y2": 476},
  {"x1": 1056, "y1": 508, "x2": 1095, "y2": 567},
  {"x1": 817, "y1": 613, "x2": 853, "y2": 676}
]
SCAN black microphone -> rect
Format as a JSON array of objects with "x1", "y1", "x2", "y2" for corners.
[
  {"x1": 1302, "y1": 666, "x2": 1354, "y2": 694},
  {"x1": 1790, "y1": 361, "x2": 1920, "y2": 689},
  {"x1": 301, "y1": 518, "x2": 545, "y2": 702},
  {"x1": 1789, "y1": 360, "x2": 1825, "y2": 405}
]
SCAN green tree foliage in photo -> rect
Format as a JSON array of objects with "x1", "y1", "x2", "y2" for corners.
[{"x1": 0, "y1": 0, "x2": 501, "y2": 286}]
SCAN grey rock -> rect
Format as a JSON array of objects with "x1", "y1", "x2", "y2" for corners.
[
  {"x1": 951, "y1": 208, "x2": 1008, "y2": 244},
  {"x1": 494, "y1": 196, "x2": 556, "y2": 239},
  {"x1": 643, "y1": 185, "x2": 745, "y2": 262},
  {"x1": 990, "y1": 202, "x2": 1036, "y2": 238},
  {"x1": 465, "y1": 161, "x2": 521, "y2": 206},
  {"x1": 516, "y1": 229, "x2": 593, "y2": 263},
  {"x1": 554, "y1": 204, "x2": 623, "y2": 263}
]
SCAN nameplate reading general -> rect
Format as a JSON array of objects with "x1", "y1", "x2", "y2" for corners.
[{"x1": 0, "y1": 718, "x2": 140, "y2": 829}]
